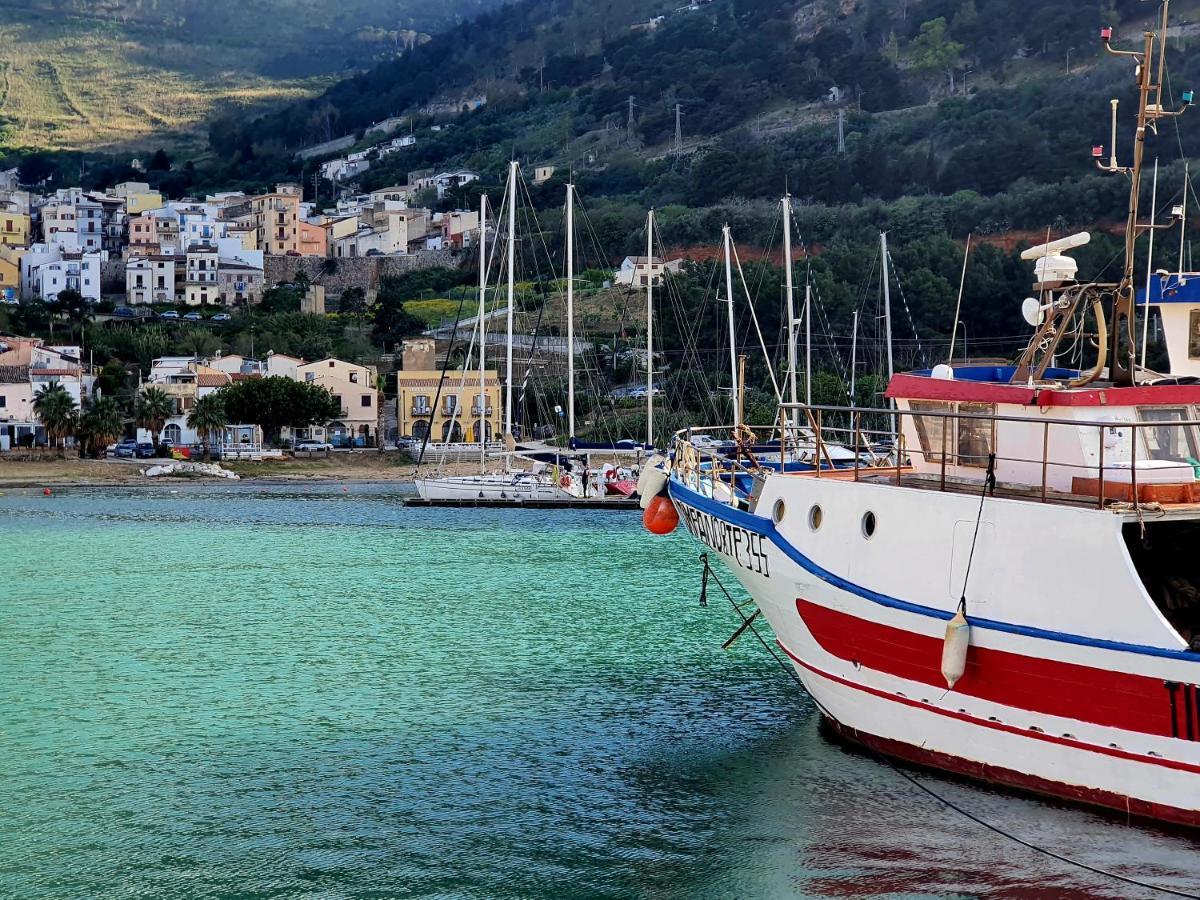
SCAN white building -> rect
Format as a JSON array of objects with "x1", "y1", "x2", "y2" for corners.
[
  {"x1": 23, "y1": 247, "x2": 104, "y2": 302},
  {"x1": 613, "y1": 255, "x2": 684, "y2": 287},
  {"x1": 126, "y1": 255, "x2": 179, "y2": 305}
]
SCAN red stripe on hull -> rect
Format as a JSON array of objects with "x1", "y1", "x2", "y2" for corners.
[
  {"x1": 796, "y1": 599, "x2": 1189, "y2": 739},
  {"x1": 822, "y1": 717, "x2": 1200, "y2": 829}
]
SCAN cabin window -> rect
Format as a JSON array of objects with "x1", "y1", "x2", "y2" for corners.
[
  {"x1": 910, "y1": 400, "x2": 953, "y2": 463},
  {"x1": 956, "y1": 403, "x2": 995, "y2": 468},
  {"x1": 1137, "y1": 407, "x2": 1200, "y2": 466},
  {"x1": 1189, "y1": 310, "x2": 1200, "y2": 359},
  {"x1": 909, "y1": 400, "x2": 994, "y2": 467}
]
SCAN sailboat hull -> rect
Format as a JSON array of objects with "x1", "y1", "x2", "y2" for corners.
[{"x1": 415, "y1": 473, "x2": 570, "y2": 501}]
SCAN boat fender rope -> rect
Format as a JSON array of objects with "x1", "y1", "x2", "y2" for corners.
[{"x1": 696, "y1": 552, "x2": 1200, "y2": 899}]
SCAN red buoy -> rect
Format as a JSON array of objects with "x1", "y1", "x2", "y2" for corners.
[
  {"x1": 642, "y1": 494, "x2": 679, "y2": 535},
  {"x1": 42, "y1": 487, "x2": 52, "y2": 496}
]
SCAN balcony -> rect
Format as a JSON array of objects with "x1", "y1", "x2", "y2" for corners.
[
  {"x1": 410, "y1": 406, "x2": 431, "y2": 416},
  {"x1": 471, "y1": 406, "x2": 494, "y2": 416}
]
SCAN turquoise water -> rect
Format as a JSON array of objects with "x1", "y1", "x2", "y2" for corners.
[{"x1": 2, "y1": 483, "x2": 1198, "y2": 899}]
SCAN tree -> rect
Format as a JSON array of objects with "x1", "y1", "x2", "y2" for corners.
[
  {"x1": 148, "y1": 148, "x2": 172, "y2": 171},
  {"x1": 909, "y1": 17, "x2": 963, "y2": 94},
  {"x1": 187, "y1": 394, "x2": 227, "y2": 462},
  {"x1": 78, "y1": 396, "x2": 124, "y2": 458},
  {"x1": 339, "y1": 287, "x2": 368, "y2": 314},
  {"x1": 32, "y1": 381, "x2": 78, "y2": 449},
  {"x1": 134, "y1": 386, "x2": 175, "y2": 449},
  {"x1": 216, "y1": 376, "x2": 342, "y2": 443}
]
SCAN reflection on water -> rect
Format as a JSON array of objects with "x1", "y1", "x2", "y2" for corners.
[{"x1": 1, "y1": 483, "x2": 1196, "y2": 898}]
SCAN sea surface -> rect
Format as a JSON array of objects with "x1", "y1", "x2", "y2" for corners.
[{"x1": 1, "y1": 482, "x2": 1198, "y2": 899}]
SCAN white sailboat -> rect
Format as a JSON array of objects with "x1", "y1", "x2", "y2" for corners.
[{"x1": 415, "y1": 164, "x2": 578, "y2": 501}]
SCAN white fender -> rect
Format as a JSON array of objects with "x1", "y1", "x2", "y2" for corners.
[
  {"x1": 941, "y1": 606, "x2": 970, "y2": 689},
  {"x1": 637, "y1": 456, "x2": 669, "y2": 509}
]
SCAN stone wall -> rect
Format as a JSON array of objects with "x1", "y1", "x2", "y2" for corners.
[{"x1": 263, "y1": 251, "x2": 458, "y2": 296}]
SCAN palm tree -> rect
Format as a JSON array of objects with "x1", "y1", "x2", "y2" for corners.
[
  {"x1": 187, "y1": 394, "x2": 227, "y2": 462},
  {"x1": 78, "y1": 396, "x2": 124, "y2": 458},
  {"x1": 32, "y1": 381, "x2": 78, "y2": 450},
  {"x1": 134, "y1": 386, "x2": 175, "y2": 450}
]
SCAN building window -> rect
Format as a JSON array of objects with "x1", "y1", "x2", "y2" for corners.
[
  {"x1": 413, "y1": 395, "x2": 430, "y2": 414},
  {"x1": 305, "y1": 372, "x2": 315, "y2": 382},
  {"x1": 349, "y1": 372, "x2": 359, "y2": 383},
  {"x1": 361, "y1": 394, "x2": 371, "y2": 408},
  {"x1": 332, "y1": 394, "x2": 342, "y2": 410},
  {"x1": 0, "y1": 395, "x2": 6, "y2": 407},
  {"x1": 444, "y1": 395, "x2": 458, "y2": 414},
  {"x1": 328, "y1": 360, "x2": 335, "y2": 367}
]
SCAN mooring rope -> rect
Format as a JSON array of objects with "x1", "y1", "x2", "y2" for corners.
[{"x1": 697, "y1": 553, "x2": 1200, "y2": 899}]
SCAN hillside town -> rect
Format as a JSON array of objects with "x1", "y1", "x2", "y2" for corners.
[{"x1": 0, "y1": 167, "x2": 482, "y2": 311}]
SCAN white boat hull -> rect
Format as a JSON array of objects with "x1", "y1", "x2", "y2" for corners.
[
  {"x1": 668, "y1": 472, "x2": 1200, "y2": 827},
  {"x1": 415, "y1": 472, "x2": 570, "y2": 501}
]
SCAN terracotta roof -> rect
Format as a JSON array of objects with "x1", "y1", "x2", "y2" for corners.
[
  {"x1": 230, "y1": 372, "x2": 261, "y2": 382},
  {"x1": 196, "y1": 373, "x2": 230, "y2": 387}
]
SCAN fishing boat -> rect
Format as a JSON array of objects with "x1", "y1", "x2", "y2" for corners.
[{"x1": 646, "y1": 11, "x2": 1200, "y2": 827}]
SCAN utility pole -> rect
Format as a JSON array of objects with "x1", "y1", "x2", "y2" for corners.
[
  {"x1": 672, "y1": 103, "x2": 683, "y2": 155},
  {"x1": 836, "y1": 109, "x2": 846, "y2": 155},
  {"x1": 627, "y1": 95, "x2": 636, "y2": 130}
]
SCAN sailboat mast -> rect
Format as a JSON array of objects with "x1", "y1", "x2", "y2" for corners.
[
  {"x1": 849, "y1": 310, "x2": 858, "y2": 408},
  {"x1": 804, "y1": 279, "x2": 812, "y2": 407},
  {"x1": 782, "y1": 195, "x2": 799, "y2": 423},
  {"x1": 566, "y1": 184, "x2": 576, "y2": 441},
  {"x1": 505, "y1": 161, "x2": 517, "y2": 437},
  {"x1": 880, "y1": 231, "x2": 894, "y2": 382},
  {"x1": 646, "y1": 209, "x2": 655, "y2": 447},
  {"x1": 478, "y1": 193, "x2": 488, "y2": 471},
  {"x1": 723, "y1": 224, "x2": 739, "y2": 429}
]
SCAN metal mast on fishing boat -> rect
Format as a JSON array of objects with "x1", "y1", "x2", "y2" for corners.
[{"x1": 1015, "y1": 2, "x2": 1191, "y2": 386}]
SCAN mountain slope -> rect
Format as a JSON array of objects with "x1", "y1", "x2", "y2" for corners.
[{"x1": 0, "y1": 0, "x2": 505, "y2": 151}]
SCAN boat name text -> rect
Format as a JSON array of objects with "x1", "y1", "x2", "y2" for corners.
[{"x1": 678, "y1": 505, "x2": 770, "y2": 577}]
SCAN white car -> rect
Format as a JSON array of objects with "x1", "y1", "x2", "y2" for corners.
[{"x1": 294, "y1": 440, "x2": 333, "y2": 452}]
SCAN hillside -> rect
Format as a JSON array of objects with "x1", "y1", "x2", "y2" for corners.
[
  {"x1": 0, "y1": 0, "x2": 505, "y2": 151},
  {"x1": 218, "y1": 0, "x2": 1200, "y2": 224}
]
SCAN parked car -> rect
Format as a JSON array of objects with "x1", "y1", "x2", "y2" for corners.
[
  {"x1": 211, "y1": 313, "x2": 232, "y2": 323},
  {"x1": 112, "y1": 439, "x2": 138, "y2": 458},
  {"x1": 628, "y1": 387, "x2": 663, "y2": 400},
  {"x1": 183, "y1": 312, "x2": 202, "y2": 321},
  {"x1": 135, "y1": 442, "x2": 156, "y2": 458},
  {"x1": 295, "y1": 440, "x2": 334, "y2": 452},
  {"x1": 114, "y1": 306, "x2": 137, "y2": 318},
  {"x1": 159, "y1": 310, "x2": 179, "y2": 320}
]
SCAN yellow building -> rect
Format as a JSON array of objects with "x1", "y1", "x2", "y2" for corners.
[
  {"x1": 0, "y1": 212, "x2": 30, "y2": 248},
  {"x1": 397, "y1": 369, "x2": 501, "y2": 442},
  {"x1": 110, "y1": 182, "x2": 164, "y2": 216},
  {"x1": 249, "y1": 183, "x2": 302, "y2": 255},
  {"x1": 0, "y1": 249, "x2": 21, "y2": 301},
  {"x1": 297, "y1": 357, "x2": 379, "y2": 447}
]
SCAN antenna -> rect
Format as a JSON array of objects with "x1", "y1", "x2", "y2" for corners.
[
  {"x1": 627, "y1": 95, "x2": 636, "y2": 130},
  {"x1": 672, "y1": 103, "x2": 683, "y2": 155},
  {"x1": 1092, "y1": 4, "x2": 1192, "y2": 386},
  {"x1": 837, "y1": 109, "x2": 846, "y2": 155}
]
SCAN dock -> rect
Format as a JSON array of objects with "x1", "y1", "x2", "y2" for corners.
[{"x1": 403, "y1": 497, "x2": 639, "y2": 510}]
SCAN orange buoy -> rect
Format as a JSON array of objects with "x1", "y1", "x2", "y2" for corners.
[
  {"x1": 42, "y1": 487, "x2": 52, "y2": 496},
  {"x1": 642, "y1": 494, "x2": 679, "y2": 535}
]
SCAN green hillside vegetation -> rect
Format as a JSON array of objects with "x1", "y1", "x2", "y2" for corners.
[{"x1": 0, "y1": 0, "x2": 503, "y2": 150}]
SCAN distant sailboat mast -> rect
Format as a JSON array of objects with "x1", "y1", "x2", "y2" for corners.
[
  {"x1": 723, "y1": 224, "x2": 739, "y2": 429},
  {"x1": 646, "y1": 209, "x2": 655, "y2": 446},
  {"x1": 566, "y1": 183, "x2": 576, "y2": 440},
  {"x1": 504, "y1": 161, "x2": 517, "y2": 438},
  {"x1": 782, "y1": 195, "x2": 799, "y2": 428},
  {"x1": 478, "y1": 192, "x2": 488, "y2": 471}
]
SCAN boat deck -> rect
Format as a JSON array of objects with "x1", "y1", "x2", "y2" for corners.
[{"x1": 778, "y1": 467, "x2": 1200, "y2": 518}]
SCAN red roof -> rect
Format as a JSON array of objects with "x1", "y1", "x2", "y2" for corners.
[{"x1": 196, "y1": 373, "x2": 230, "y2": 387}]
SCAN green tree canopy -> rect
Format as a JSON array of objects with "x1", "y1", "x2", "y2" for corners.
[{"x1": 216, "y1": 376, "x2": 342, "y2": 440}]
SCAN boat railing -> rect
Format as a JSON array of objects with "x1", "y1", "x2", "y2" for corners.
[{"x1": 675, "y1": 404, "x2": 1200, "y2": 510}]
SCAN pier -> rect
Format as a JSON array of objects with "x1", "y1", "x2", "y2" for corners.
[{"x1": 403, "y1": 496, "x2": 638, "y2": 510}]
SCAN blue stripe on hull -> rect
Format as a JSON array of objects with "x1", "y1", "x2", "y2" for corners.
[{"x1": 669, "y1": 477, "x2": 1200, "y2": 663}]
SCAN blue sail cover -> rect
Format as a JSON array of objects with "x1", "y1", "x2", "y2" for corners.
[{"x1": 568, "y1": 438, "x2": 656, "y2": 453}]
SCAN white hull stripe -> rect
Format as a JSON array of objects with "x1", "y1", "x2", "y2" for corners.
[{"x1": 670, "y1": 479, "x2": 1199, "y2": 662}]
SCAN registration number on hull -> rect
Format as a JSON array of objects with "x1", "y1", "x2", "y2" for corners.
[{"x1": 677, "y1": 504, "x2": 770, "y2": 577}]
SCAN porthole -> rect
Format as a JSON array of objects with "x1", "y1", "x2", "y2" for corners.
[
  {"x1": 861, "y1": 511, "x2": 877, "y2": 538},
  {"x1": 808, "y1": 504, "x2": 823, "y2": 531},
  {"x1": 772, "y1": 498, "x2": 786, "y2": 524}
]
